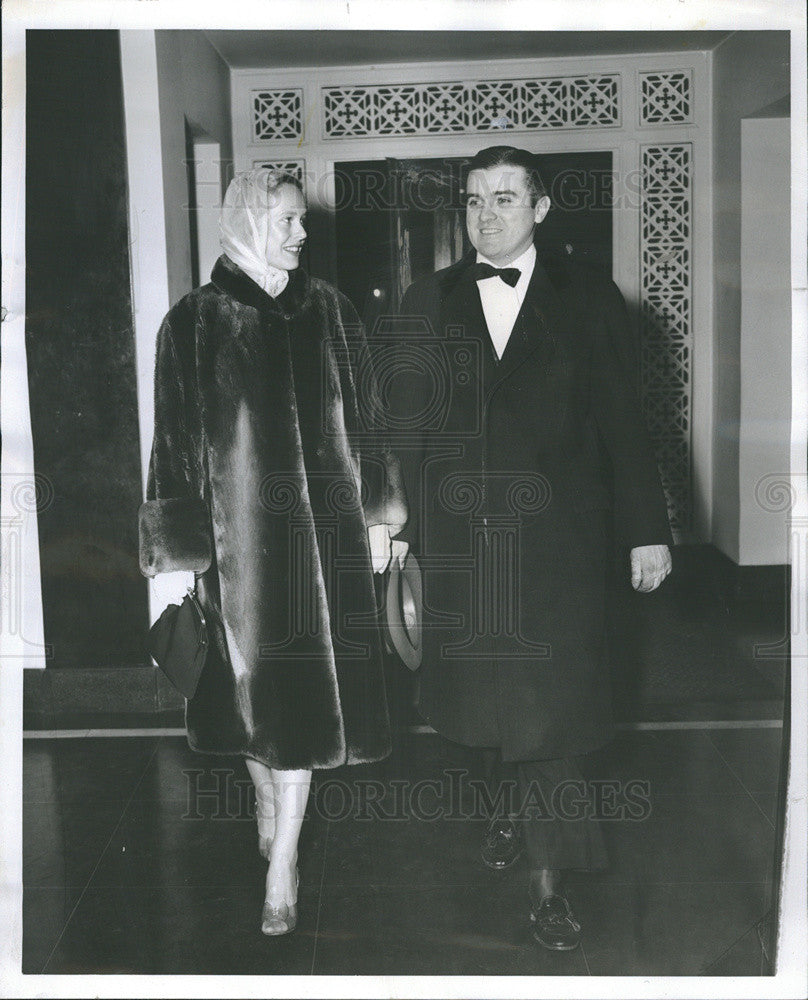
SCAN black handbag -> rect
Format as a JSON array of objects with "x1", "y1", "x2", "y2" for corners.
[{"x1": 148, "y1": 587, "x2": 208, "y2": 699}]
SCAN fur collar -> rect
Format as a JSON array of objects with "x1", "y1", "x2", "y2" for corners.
[{"x1": 211, "y1": 253, "x2": 311, "y2": 316}]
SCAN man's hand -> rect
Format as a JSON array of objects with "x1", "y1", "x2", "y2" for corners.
[{"x1": 630, "y1": 544, "x2": 672, "y2": 593}]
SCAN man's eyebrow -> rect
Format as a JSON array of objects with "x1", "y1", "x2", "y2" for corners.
[{"x1": 464, "y1": 188, "x2": 519, "y2": 197}]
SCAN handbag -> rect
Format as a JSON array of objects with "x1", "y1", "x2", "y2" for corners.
[{"x1": 148, "y1": 587, "x2": 209, "y2": 699}]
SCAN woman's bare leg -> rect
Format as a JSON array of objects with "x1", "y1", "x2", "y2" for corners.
[
  {"x1": 264, "y1": 768, "x2": 311, "y2": 906},
  {"x1": 246, "y1": 758, "x2": 276, "y2": 856}
]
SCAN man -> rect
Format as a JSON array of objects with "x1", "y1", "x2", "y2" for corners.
[{"x1": 386, "y1": 146, "x2": 672, "y2": 950}]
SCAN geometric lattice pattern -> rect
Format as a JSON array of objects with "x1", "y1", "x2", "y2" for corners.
[
  {"x1": 252, "y1": 158, "x2": 307, "y2": 194},
  {"x1": 320, "y1": 74, "x2": 620, "y2": 138},
  {"x1": 639, "y1": 71, "x2": 693, "y2": 126},
  {"x1": 640, "y1": 144, "x2": 693, "y2": 532},
  {"x1": 252, "y1": 89, "x2": 304, "y2": 141}
]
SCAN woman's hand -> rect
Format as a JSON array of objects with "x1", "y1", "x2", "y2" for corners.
[
  {"x1": 391, "y1": 538, "x2": 410, "y2": 569},
  {"x1": 367, "y1": 523, "x2": 392, "y2": 574},
  {"x1": 150, "y1": 570, "x2": 195, "y2": 620}
]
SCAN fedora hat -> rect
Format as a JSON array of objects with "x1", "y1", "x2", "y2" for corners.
[{"x1": 384, "y1": 550, "x2": 422, "y2": 671}]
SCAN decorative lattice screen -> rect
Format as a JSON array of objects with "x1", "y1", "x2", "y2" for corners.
[
  {"x1": 252, "y1": 159, "x2": 307, "y2": 193},
  {"x1": 318, "y1": 75, "x2": 621, "y2": 138},
  {"x1": 640, "y1": 144, "x2": 693, "y2": 532},
  {"x1": 639, "y1": 71, "x2": 693, "y2": 126},
  {"x1": 252, "y1": 89, "x2": 304, "y2": 141}
]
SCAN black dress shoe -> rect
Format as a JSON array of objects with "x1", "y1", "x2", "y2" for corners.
[
  {"x1": 530, "y1": 893, "x2": 582, "y2": 951},
  {"x1": 480, "y1": 818, "x2": 523, "y2": 870}
]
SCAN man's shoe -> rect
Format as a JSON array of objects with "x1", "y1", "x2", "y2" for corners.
[
  {"x1": 481, "y1": 818, "x2": 522, "y2": 870},
  {"x1": 530, "y1": 893, "x2": 582, "y2": 951}
]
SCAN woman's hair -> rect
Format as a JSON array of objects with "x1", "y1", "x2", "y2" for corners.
[
  {"x1": 258, "y1": 168, "x2": 304, "y2": 199},
  {"x1": 226, "y1": 168, "x2": 303, "y2": 209},
  {"x1": 465, "y1": 146, "x2": 548, "y2": 205}
]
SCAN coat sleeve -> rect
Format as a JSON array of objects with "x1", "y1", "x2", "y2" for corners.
[
  {"x1": 589, "y1": 278, "x2": 673, "y2": 551},
  {"x1": 138, "y1": 309, "x2": 213, "y2": 578},
  {"x1": 383, "y1": 278, "x2": 435, "y2": 550},
  {"x1": 336, "y1": 292, "x2": 408, "y2": 534}
]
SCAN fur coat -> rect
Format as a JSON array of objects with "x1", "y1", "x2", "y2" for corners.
[{"x1": 139, "y1": 255, "x2": 406, "y2": 769}]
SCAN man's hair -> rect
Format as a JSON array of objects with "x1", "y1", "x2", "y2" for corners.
[{"x1": 465, "y1": 146, "x2": 548, "y2": 206}]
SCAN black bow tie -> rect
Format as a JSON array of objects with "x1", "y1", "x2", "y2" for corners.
[{"x1": 468, "y1": 262, "x2": 521, "y2": 287}]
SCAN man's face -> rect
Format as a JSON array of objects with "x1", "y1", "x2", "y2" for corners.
[
  {"x1": 465, "y1": 165, "x2": 550, "y2": 266},
  {"x1": 265, "y1": 183, "x2": 307, "y2": 270}
]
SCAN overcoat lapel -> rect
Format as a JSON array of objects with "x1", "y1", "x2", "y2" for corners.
[
  {"x1": 437, "y1": 250, "x2": 564, "y2": 396},
  {"x1": 437, "y1": 255, "x2": 491, "y2": 390},
  {"x1": 489, "y1": 255, "x2": 564, "y2": 391}
]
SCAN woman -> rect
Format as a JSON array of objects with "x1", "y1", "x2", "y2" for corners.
[{"x1": 139, "y1": 169, "x2": 406, "y2": 935}]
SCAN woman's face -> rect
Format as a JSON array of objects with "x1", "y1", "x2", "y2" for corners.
[{"x1": 265, "y1": 183, "x2": 307, "y2": 270}]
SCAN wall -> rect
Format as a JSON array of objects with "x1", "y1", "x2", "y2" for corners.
[
  {"x1": 2, "y1": 19, "x2": 47, "y2": 670},
  {"x1": 711, "y1": 31, "x2": 790, "y2": 563},
  {"x1": 24, "y1": 30, "x2": 148, "y2": 668},
  {"x1": 739, "y1": 115, "x2": 791, "y2": 564},
  {"x1": 155, "y1": 30, "x2": 233, "y2": 304}
]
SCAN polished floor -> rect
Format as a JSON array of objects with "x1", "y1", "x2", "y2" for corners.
[{"x1": 23, "y1": 721, "x2": 782, "y2": 976}]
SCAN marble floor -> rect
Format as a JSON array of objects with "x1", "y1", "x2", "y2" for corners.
[{"x1": 22, "y1": 721, "x2": 782, "y2": 976}]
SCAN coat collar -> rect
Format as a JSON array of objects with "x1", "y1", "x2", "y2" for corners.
[{"x1": 211, "y1": 253, "x2": 310, "y2": 316}]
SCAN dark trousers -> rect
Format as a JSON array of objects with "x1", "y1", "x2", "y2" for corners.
[{"x1": 481, "y1": 748, "x2": 608, "y2": 872}]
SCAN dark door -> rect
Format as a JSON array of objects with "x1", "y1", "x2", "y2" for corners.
[{"x1": 334, "y1": 151, "x2": 613, "y2": 330}]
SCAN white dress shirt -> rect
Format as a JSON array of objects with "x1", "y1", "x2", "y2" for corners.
[{"x1": 474, "y1": 243, "x2": 537, "y2": 360}]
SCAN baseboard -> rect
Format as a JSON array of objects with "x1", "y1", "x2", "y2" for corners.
[
  {"x1": 695, "y1": 545, "x2": 790, "y2": 605},
  {"x1": 24, "y1": 664, "x2": 184, "y2": 719}
]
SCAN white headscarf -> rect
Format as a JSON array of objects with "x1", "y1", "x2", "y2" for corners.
[{"x1": 219, "y1": 169, "x2": 296, "y2": 298}]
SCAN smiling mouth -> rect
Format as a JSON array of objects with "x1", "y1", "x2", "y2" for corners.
[
  {"x1": 283, "y1": 244, "x2": 305, "y2": 253},
  {"x1": 478, "y1": 229, "x2": 501, "y2": 235}
]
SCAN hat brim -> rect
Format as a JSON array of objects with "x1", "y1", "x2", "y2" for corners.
[{"x1": 385, "y1": 551, "x2": 422, "y2": 671}]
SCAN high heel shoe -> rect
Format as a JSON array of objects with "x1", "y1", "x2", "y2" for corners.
[
  {"x1": 261, "y1": 868, "x2": 299, "y2": 937},
  {"x1": 255, "y1": 799, "x2": 274, "y2": 860}
]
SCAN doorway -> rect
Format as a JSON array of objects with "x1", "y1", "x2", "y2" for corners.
[
  {"x1": 185, "y1": 122, "x2": 223, "y2": 289},
  {"x1": 334, "y1": 152, "x2": 613, "y2": 330}
]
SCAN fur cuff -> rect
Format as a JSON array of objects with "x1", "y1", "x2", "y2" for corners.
[{"x1": 139, "y1": 498, "x2": 213, "y2": 577}]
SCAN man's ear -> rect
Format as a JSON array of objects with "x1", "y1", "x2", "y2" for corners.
[{"x1": 534, "y1": 196, "x2": 551, "y2": 225}]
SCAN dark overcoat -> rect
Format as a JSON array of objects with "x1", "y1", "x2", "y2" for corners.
[
  {"x1": 139, "y1": 255, "x2": 406, "y2": 770},
  {"x1": 389, "y1": 250, "x2": 672, "y2": 762}
]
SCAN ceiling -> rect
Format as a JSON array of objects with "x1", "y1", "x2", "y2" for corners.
[{"x1": 204, "y1": 30, "x2": 733, "y2": 70}]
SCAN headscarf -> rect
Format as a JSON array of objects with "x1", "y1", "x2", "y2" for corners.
[{"x1": 219, "y1": 168, "x2": 297, "y2": 298}]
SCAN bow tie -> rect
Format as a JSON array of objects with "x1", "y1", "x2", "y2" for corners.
[{"x1": 468, "y1": 262, "x2": 521, "y2": 287}]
